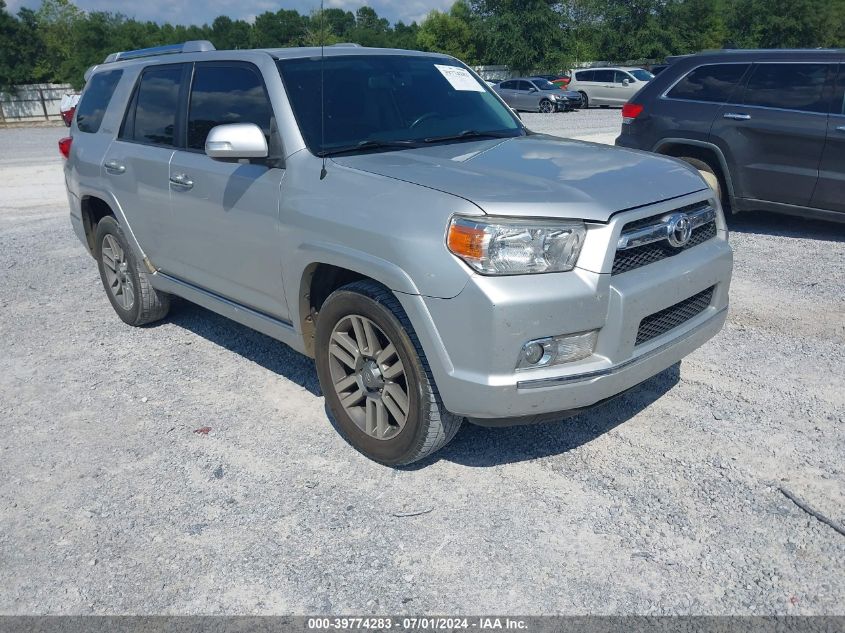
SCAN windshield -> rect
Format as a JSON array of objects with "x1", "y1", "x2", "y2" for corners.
[
  {"x1": 277, "y1": 55, "x2": 523, "y2": 155},
  {"x1": 629, "y1": 69, "x2": 654, "y2": 82},
  {"x1": 533, "y1": 79, "x2": 559, "y2": 91}
]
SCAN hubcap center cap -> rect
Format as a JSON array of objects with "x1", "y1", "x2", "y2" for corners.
[{"x1": 360, "y1": 360, "x2": 384, "y2": 392}]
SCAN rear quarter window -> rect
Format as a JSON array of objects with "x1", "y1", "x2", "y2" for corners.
[
  {"x1": 666, "y1": 64, "x2": 750, "y2": 103},
  {"x1": 76, "y1": 70, "x2": 123, "y2": 133},
  {"x1": 575, "y1": 70, "x2": 594, "y2": 82}
]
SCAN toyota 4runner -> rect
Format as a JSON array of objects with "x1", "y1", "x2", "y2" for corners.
[{"x1": 62, "y1": 42, "x2": 733, "y2": 465}]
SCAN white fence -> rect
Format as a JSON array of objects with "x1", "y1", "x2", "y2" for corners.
[{"x1": 0, "y1": 84, "x2": 75, "y2": 124}]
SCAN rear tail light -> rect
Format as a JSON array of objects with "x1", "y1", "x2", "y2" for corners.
[
  {"x1": 622, "y1": 103, "x2": 644, "y2": 124},
  {"x1": 58, "y1": 136, "x2": 73, "y2": 159}
]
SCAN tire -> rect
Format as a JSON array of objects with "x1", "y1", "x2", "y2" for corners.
[
  {"x1": 578, "y1": 91, "x2": 589, "y2": 108},
  {"x1": 539, "y1": 99, "x2": 554, "y2": 114},
  {"x1": 95, "y1": 216, "x2": 170, "y2": 326},
  {"x1": 315, "y1": 280, "x2": 462, "y2": 466},
  {"x1": 678, "y1": 156, "x2": 728, "y2": 210}
]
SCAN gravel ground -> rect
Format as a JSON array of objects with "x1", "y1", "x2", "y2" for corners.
[
  {"x1": 1, "y1": 122, "x2": 843, "y2": 616},
  {"x1": 522, "y1": 107, "x2": 623, "y2": 144}
]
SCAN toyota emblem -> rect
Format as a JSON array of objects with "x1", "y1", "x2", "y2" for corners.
[{"x1": 666, "y1": 213, "x2": 693, "y2": 248}]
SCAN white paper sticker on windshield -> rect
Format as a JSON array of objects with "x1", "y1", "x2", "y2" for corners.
[{"x1": 435, "y1": 64, "x2": 485, "y2": 92}]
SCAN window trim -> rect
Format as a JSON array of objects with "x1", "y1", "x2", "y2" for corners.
[
  {"x1": 182, "y1": 60, "x2": 276, "y2": 155},
  {"x1": 118, "y1": 62, "x2": 189, "y2": 150}
]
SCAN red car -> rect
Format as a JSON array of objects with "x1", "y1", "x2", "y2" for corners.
[{"x1": 534, "y1": 74, "x2": 571, "y2": 88}]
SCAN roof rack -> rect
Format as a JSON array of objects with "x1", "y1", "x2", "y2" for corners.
[{"x1": 103, "y1": 40, "x2": 215, "y2": 64}]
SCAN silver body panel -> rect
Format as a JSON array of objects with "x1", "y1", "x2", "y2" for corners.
[{"x1": 64, "y1": 46, "x2": 733, "y2": 422}]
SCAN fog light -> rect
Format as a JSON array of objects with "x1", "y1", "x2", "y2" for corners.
[
  {"x1": 523, "y1": 342, "x2": 545, "y2": 365},
  {"x1": 517, "y1": 330, "x2": 598, "y2": 370}
]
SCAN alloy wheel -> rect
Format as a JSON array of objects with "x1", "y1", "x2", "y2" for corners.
[
  {"x1": 101, "y1": 234, "x2": 135, "y2": 311},
  {"x1": 328, "y1": 314, "x2": 410, "y2": 441},
  {"x1": 540, "y1": 100, "x2": 553, "y2": 113}
]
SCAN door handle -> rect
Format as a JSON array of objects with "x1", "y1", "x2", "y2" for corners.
[
  {"x1": 104, "y1": 160, "x2": 125, "y2": 174},
  {"x1": 723, "y1": 112, "x2": 751, "y2": 121},
  {"x1": 169, "y1": 173, "x2": 194, "y2": 190}
]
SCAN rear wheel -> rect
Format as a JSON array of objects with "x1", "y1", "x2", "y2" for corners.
[
  {"x1": 95, "y1": 216, "x2": 169, "y2": 326},
  {"x1": 315, "y1": 281, "x2": 462, "y2": 466},
  {"x1": 678, "y1": 156, "x2": 728, "y2": 210}
]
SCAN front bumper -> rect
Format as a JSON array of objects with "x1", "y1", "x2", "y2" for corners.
[{"x1": 398, "y1": 195, "x2": 733, "y2": 421}]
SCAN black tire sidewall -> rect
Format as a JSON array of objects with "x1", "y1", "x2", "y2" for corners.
[
  {"x1": 579, "y1": 91, "x2": 589, "y2": 108},
  {"x1": 95, "y1": 216, "x2": 143, "y2": 326},
  {"x1": 315, "y1": 288, "x2": 432, "y2": 465}
]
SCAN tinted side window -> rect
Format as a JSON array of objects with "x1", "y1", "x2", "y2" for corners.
[
  {"x1": 125, "y1": 65, "x2": 183, "y2": 146},
  {"x1": 614, "y1": 71, "x2": 630, "y2": 83},
  {"x1": 743, "y1": 63, "x2": 831, "y2": 113},
  {"x1": 593, "y1": 70, "x2": 614, "y2": 83},
  {"x1": 575, "y1": 70, "x2": 594, "y2": 82},
  {"x1": 667, "y1": 64, "x2": 750, "y2": 103},
  {"x1": 187, "y1": 64, "x2": 272, "y2": 151},
  {"x1": 499, "y1": 81, "x2": 515, "y2": 90},
  {"x1": 76, "y1": 70, "x2": 122, "y2": 133},
  {"x1": 836, "y1": 67, "x2": 845, "y2": 115},
  {"x1": 518, "y1": 81, "x2": 534, "y2": 91}
]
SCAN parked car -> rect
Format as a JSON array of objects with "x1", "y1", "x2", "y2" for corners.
[
  {"x1": 493, "y1": 77, "x2": 579, "y2": 112},
  {"x1": 61, "y1": 42, "x2": 733, "y2": 465},
  {"x1": 529, "y1": 78, "x2": 584, "y2": 109},
  {"x1": 616, "y1": 49, "x2": 845, "y2": 223},
  {"x1": 568, "y1": 67, "x2": 654, "y2": 107}
]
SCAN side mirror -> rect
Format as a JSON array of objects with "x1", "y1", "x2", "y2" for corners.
[
  {"x1": 528, "y1": 87, "x2": 537, "y2": 93},
  {"x1": 205, "y1": 123, "x2": 268, "y2": 160},
  {"x1": 622, "y1": 78, "x2": 631, "y2": 86}
]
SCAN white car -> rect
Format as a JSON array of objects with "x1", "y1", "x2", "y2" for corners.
[{"x1": 567, "y1": 67, "x2": 654, "y2": 107}]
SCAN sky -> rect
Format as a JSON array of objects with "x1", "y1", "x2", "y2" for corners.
[{"x1": 5, "y1": 0, "x2": 456, "y2": 26}]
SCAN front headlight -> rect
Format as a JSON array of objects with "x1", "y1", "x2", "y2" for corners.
[{"x1": 447, "y1": 215, "x2": 586, "y2": 275}]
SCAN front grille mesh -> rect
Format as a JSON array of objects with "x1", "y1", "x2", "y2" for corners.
[
  {"x1": 612, "y1": 202, "x2": 718, "y2": 275},
  {"x1": 612, "y1": 223, "x2": 717, "y2": 275},
  {"x1": 636, "y1": 286, "x2": 714, "y2": 346}
]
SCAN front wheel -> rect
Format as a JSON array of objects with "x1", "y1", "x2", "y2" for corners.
[
  {"x1": 315, "y1": 281, "x2": 462, "y2": 466},
  {"x1": 539, "y1": 99, "x2": 554, "y2": 114}
]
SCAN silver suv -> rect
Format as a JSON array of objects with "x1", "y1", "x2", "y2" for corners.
[{"x1": 62, "y1": 42, "x2": 733, "y2": 465}]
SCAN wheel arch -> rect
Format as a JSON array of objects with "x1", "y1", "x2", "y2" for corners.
[
  {"x1": 652, "y1": 139, "x2": 736, "y2": 204},
  {"x1": 80, "y1": 195, "x2": 115, "y2": 254},
  {"x1": 77, "y1": 186, "x2": 152, "y2": 267},
  {"x1": 294, "y1": 248, "x2": 423, "y2": 357}
]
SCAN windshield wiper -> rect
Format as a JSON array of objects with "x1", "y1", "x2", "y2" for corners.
[
  {"x1": 318, "y1": 139, "x2": 420, "y2": 157},
  {"x1": 422, "y1": 129, "x2": 519, "y2": 144}
]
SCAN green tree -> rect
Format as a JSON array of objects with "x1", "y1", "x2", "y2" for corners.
[
  {"x1": 34, "y1": 0, "x2": 84, "y2": 82},
  {"x1": 253, "y1": 9, "x2": 307, "y2": 47},
  {"x1": 472, "y1": 0, "x2": 567, "y2": 71},
  {"x1": 211, "y1": 15, "x2": 253, "y2": 50},
  {"x1": 417, "y1": 2, "x2": 478, "y2": 62}
]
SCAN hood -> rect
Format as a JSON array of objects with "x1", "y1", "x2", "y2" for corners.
[{"x1": 332, "y1": 135, "x2": 707, "y2": 222}]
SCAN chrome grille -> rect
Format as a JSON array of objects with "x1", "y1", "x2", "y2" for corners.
[
  {"x1": 636, "y1": 286, "x2": 714, "y2": 346},
  {"x1": 613, "y1": 203, "x2": 717, "y2": 275}
]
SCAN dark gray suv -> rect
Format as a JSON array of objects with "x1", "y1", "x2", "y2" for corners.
[{"x1": 616, "y1": 49, "x2": 845, "y2": 223}]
